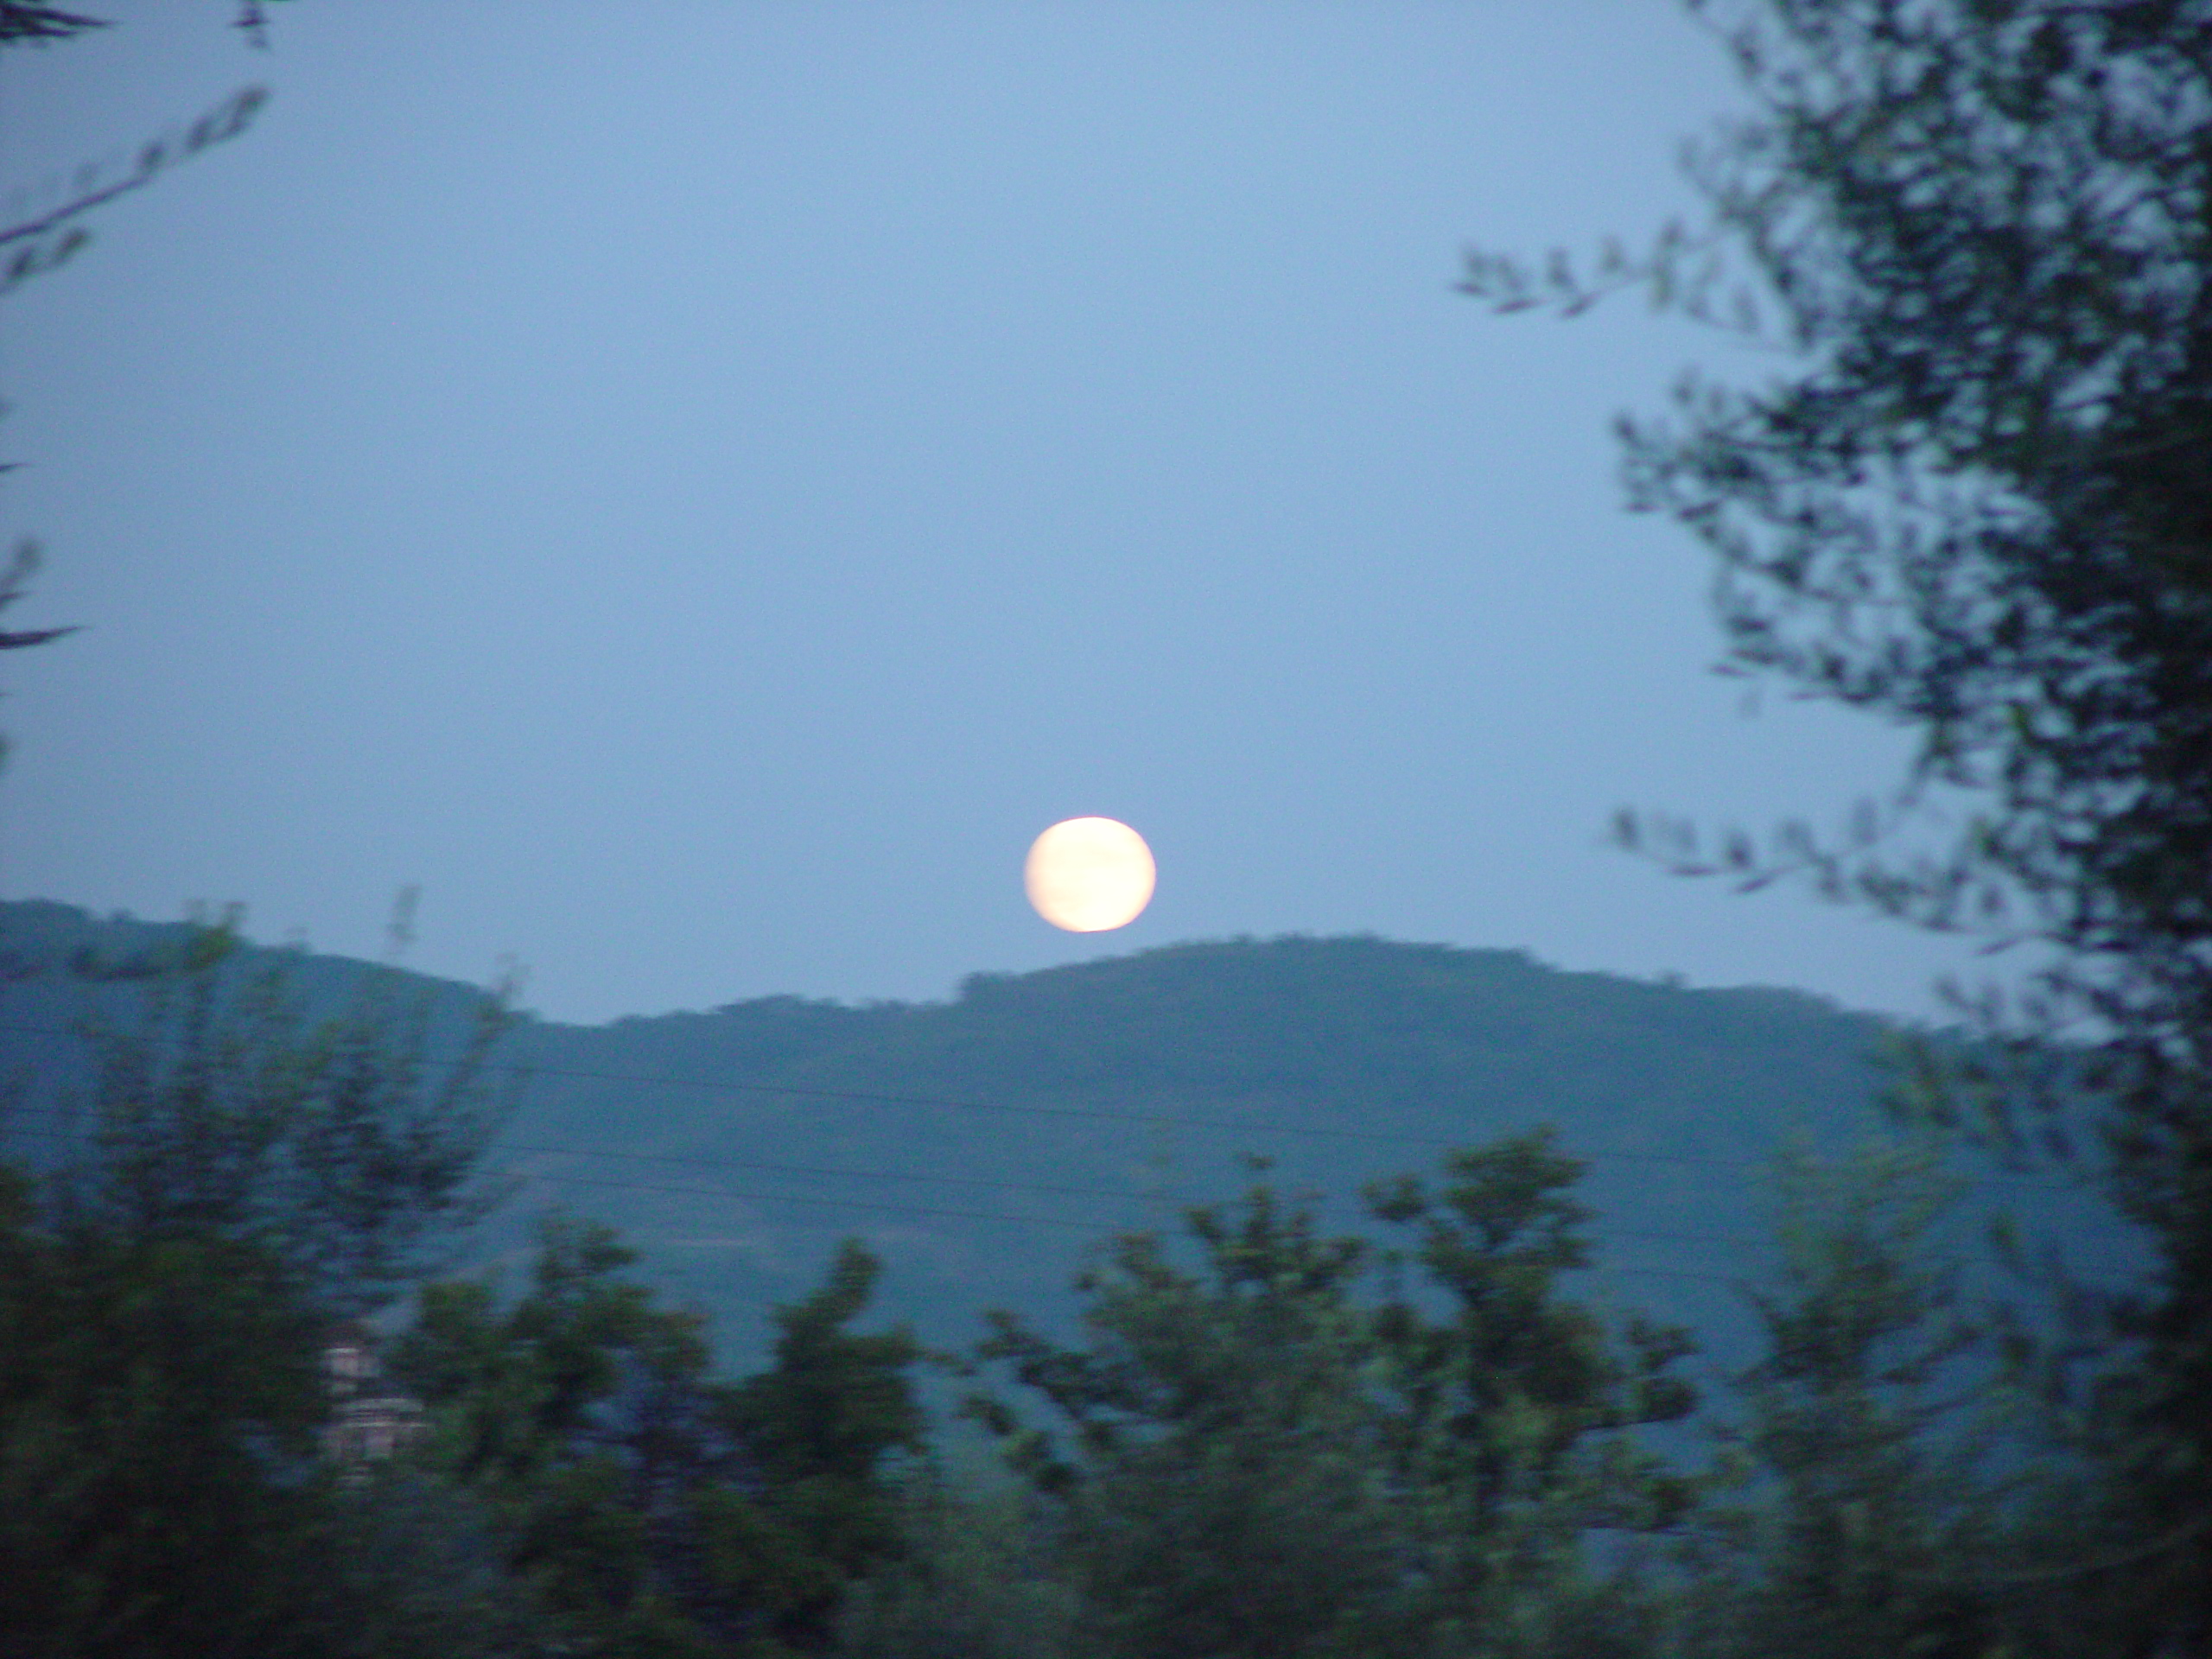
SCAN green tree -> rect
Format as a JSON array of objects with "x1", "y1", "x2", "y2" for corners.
[
  {"x1": 718, "y1": 1236, "x2": 930, "y2": 1651},
  {"x1": 1459, "y1": 3, "x2": 2212, "y2": 1643},
  {"x1": 971, "y1": 1173, "x2": 1405, "y2": 1659},
  {"x1": 395, "y1": 1216, "x2": 924, "y2": 1658},
  {"x1": 1675, "y1": 1141, "x2": 2025, "y2": 1659},
  {"x1": 1364, "y1": 1135, "x2": 1695, "y2": 1658},
  {"x1": 0, "y1": 913, "x2": 517, "y2": 1656},
  {"x1": 63, "y1": 909, "x2": 515, "y2": 1315},
  {"x1": 0, "y1": 1166, "x2": 328, "y2": 1657},
  {"x1": 828, "y1": 1465, "x2": 1079, "y2": 1659},
  {"x1": 961, "y1": 1135, "x2": 1695, "y2": 1659}
]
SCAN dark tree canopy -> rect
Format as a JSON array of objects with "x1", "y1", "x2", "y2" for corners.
[
  {"x1": 961, "y1": 1139, "x2": 1698, "y2": 1659},
  {"x1": 1466, "y1": 0, "x2": 2212, "y2": 981},
  {"x1": 1461, "y1": 2, "x2": 2212, "y2": 1646},
  {"x1": 395, "y1": 1219, "x2": 924, "y2": 1657}
]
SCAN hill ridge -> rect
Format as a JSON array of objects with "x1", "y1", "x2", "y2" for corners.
[{"x1": 0, "y1": 899, "x2": 1941, "y2": 1374}]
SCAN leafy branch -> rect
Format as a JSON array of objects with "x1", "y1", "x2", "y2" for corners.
[{"x1": 0, "y1": 84, "x2": 269, "y2": 296}]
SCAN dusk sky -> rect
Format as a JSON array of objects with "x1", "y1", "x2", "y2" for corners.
[{"x1": 1, "y1": 2, "x2": 2004, "y2": 1026}]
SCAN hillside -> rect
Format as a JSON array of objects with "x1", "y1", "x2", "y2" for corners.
[{"x1": 0, "y1": 900, "x2": 1952, "y2": 1380}]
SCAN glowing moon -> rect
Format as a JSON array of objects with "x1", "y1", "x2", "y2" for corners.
[{"x1": 1024, "y1": 817, "x2": 1156, "y2": 932}]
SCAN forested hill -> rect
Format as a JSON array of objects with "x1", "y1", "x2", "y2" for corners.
[{"x1": 1, "y1": 899, "x2": 1925, "y2": 1372}]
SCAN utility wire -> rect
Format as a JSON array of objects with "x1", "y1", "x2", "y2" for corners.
[
  {"x1": 0, "y1": 1120, "x2": 1769, "y2": 1255},
  {"x1": 510, "y1": 1141, "x2": 1766, "y2": 1250},
  {"x1": 0, "y1": 1017, "x2": 2059, "y2": 1189},
  {"x1": 0, "y1": 1124, "x2": 1755, "y2": 1284},
  {"x1": 410, "y1": 1171, "x2": 1758, "y2": 1286}
]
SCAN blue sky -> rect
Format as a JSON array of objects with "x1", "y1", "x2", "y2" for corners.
[{"x1": 0, "y1": 2, "x2": 2000, "y2": 1025}]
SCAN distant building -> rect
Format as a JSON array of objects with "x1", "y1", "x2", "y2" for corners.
[{"x1": 321, "y1": 1323, "x2": 428, "y2": 1475}]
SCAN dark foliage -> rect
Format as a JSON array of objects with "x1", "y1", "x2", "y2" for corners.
[
  {"x1": 0, "y1": 915, "x2": 518, "y2": 1655},
  {"x1": 1460, "y1": 0, "x2": 2212, "y2": 1648},
  {"x1": 395, "y1": 1217, "x2": 923, "y2": 1657},
  {"x1": 958, "y1": 1136, "x2": 1697, "y2": 1659},
  {"x1": 0, "y1": 3, "x2": 104, "y2": 45}
]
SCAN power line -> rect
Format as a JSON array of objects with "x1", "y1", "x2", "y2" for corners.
[
  {"x1": 503, "y1": 1141, "x2": 1764, "y2": 1249},
  {"x1": 518, "y1": 1169, "x2": 1109, "y2": 1235},
  {"x1": 10, "y1": 1129, "x2": 1752, "y2": 1283},
  {"x1": 0, "y1": 1017, "x2": 1989, "y2": 1185},
  {"x1": 526, "y1": 1159, "x2": 1751, "y2": 1292},
  {"x1": 0, "y1": 1119, "x2": 1770, "y2": 1255},
  {"x1": 374, "y1": 1170, "x2": 1762, "y2": 1287},
  {"x1": 486, "y1": 1056, "x2": 1769, "y2": 1173}
]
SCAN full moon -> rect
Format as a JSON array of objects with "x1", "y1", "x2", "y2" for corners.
[{"x1": 1024, "y1": 817, "x2": 1156, "y2": 932}]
